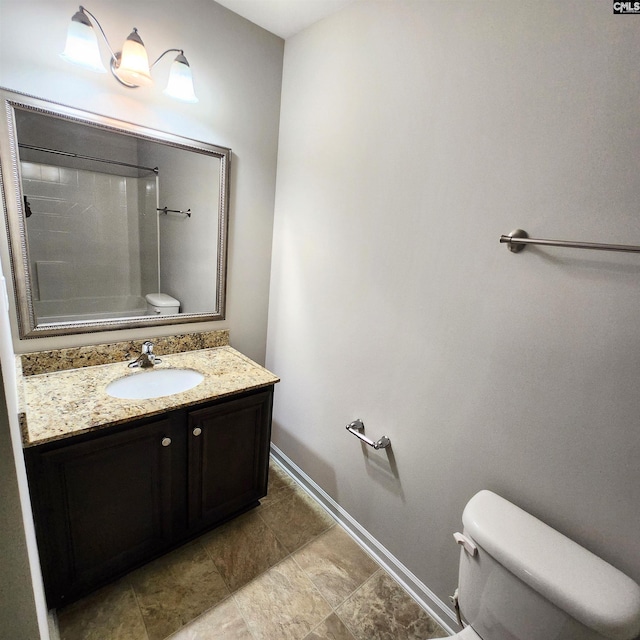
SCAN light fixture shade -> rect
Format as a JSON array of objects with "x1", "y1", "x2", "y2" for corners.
[
  {"x1": 60, "y1": 9, "x2": 107, "y2": 73},
  {"x1": 163, "y1": 54, "x2": 198, "y2": 103},
  {"x1": 115, "y1": 28, "x2": 153, "y2": 87}
]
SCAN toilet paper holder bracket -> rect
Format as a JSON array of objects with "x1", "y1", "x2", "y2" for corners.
[{"x1": 346, "y1": 419, "x2": 390, "y2": 450}]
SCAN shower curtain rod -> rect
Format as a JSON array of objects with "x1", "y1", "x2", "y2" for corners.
[
  {"x1": 500, "y1": 229, "x2": 640, "y2": 254},
  {"x1": 18, "y1": 143, "x2": 159, "y2": 175}
]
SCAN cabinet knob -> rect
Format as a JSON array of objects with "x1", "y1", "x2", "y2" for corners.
[
  {"x1": 193, "y1": 427, "x2": 202, "y2": 437},
  {"x1": 161, "y1": 437, "x2": 172, "y2": 447}
]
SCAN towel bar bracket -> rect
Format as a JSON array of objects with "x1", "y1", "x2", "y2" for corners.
[{"x1": 502, "y1": 228, "x2": 528, "y2": 253}]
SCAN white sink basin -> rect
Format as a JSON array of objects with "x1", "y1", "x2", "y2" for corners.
[{"x1": 106, "y1": 368, "x2": 205, "y2": 400}]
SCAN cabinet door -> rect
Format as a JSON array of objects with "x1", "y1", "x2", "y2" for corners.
[
  {"x1": 26, "y1": 418, "x2": 179, "y2": 607},
  {"x1": 187, "y1": 389, "x2": 273, "y2": 530}
]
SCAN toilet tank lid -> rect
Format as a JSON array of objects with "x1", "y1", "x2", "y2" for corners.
[
  {"x1": 462, "y1": 490, "x2": 640, "y2": 640},
  {"x1": 145, "y1": 293, "x2": 179, "y2": 307}
]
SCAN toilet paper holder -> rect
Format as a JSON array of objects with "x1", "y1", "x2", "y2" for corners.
[{"x1": 345, "y1": 419, "x2": 390, "y2": 450}]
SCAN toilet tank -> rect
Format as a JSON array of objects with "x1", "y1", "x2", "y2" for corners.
[
  {"x1": 145, "y1": 293, "x2": 180, "y2": 315},
  {"x1": 457, "y1": 491, "x2": 640, "y2": 640}
]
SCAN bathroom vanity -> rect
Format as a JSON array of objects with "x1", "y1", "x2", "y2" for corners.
[{"x1": 18, "y1": 332, "x2": 278, "y2": 608}]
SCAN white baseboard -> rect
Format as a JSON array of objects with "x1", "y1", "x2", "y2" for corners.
[
  {"x1": 270, "y1": 444, "x2": 457, "y2": 636},
  {"x1": 47, "y1": 609, "x2": 60, "y2": 640}
]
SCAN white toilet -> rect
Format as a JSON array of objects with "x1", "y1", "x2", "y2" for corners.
[
  {"x1": 449, "y1": 490, "x2": 640, "y2": 640},
  {"x1": 145, "y1": 292, "x2": 180, "y2": 315}
]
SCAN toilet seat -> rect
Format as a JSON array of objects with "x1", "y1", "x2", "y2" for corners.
[{"x1": 448, "y1": 625, "x2": 483, "y2": 639}]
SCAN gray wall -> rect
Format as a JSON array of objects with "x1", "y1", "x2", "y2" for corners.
[
  {"x1": 138, "y1": 142, "x2": 221, "y2": 314},
  {"x1": 0, "y1": 0, "x2": 283, "y2": 636},
  {"x1": 0, "y1": 368, "x2": 45, "y2": 640},
  {"x1": 0, "y1": 266, "x2": 49, "y2": 639},
  {"x1": 267, "y1": 0, "x2": 640, "y2": 616},
  {"x1": 0, "y1": 0, "x2": 283, "y2": 365}
]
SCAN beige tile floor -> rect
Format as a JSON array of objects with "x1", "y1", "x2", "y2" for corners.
[{"x1": 57, "y1": 460, "x2": 448, "y2": 640}]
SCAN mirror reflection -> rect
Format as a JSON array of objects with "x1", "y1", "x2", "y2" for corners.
[{"x1": 0, "y1": 89, "x2": 230, "y2": 338}]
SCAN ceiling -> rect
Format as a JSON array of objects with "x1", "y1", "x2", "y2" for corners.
[{"x1": 214, "y1": 0, "x2": 356, "y2": 39}]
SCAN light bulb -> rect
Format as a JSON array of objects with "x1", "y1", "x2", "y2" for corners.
[
  {"x1": 115, "y1": 28, "x2": 153, "y2": 87},
  {"x1": 60, "y1": 8, "x2": 106, "y2": 73},
  {"x1": 163, "y1": 54, "x2": 198, "y2": 103}
]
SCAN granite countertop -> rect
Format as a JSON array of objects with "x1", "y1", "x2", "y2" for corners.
[{"x1": 19, "y1": 346, "x2": 279, "y2": 447}]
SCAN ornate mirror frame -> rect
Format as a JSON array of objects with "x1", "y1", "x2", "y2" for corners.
[{"x1": 0, "y1": 88, "x2": 230, "y2": 338}]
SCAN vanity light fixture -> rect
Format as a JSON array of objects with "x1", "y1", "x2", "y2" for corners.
[{"x1": 60, "y1": 6, "x2": 198, "y2": 103}]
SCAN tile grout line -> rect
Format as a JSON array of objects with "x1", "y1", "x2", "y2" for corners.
[
  {"x1": 258, "y1": 467, "x2": 389, "y2": 639},
  {"x1": 159, "y1": 539, "x2": 243, "y2": 639},
  {"x1": 256, "y1": 501, "x2": 336, "y2": 560},
  {"x1": 268, "y1": 455, "x2": 453, "y2": 639},
  {"x1": 288, "y1": 551, "x2": 374, "y2": 640},
  {"x1": 328, "y1": 567, "x2": 388, "y2": 640},
  {"x1": 186, "y1": 477, "x2": 337, "y2": 640},
  {"x1": 229, "y1": 591, "x2": 260, "y2": 640},
  {"x1": 143, "y1": 538, "x2": 231, "y2": 640},
  {"x1": 270, "y1": 448, "x2": 456, "y2": 634},
  {"x1": 196, "y1": 537, "x2": 234, "y2": 598},
  {"x1": 122, "y1": 577, "x2": 151, "y2": 640},
  {"x1": 241, "y1": 477, "x2": 359, "y2": 640},
  {"x1": 254, "y1": 474, "x2": 384, "y2": 640}
]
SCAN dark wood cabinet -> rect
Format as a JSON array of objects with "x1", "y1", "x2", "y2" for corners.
[
  {"x1": 188, "y1": 391, "x2": 272, "y2": 530},
  {"x1": 25, "y1": 386, "x2": 273, "y2": 607},
  {"x1": 26, "y1": 417, "x2": 181, "y2": 606}
]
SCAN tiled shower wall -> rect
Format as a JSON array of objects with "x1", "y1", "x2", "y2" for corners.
[{"x1": 21, "y1": 162, "x2": 158, "y2": 319}]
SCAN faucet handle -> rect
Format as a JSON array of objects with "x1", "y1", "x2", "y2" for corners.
[
  {"x1": 128, "y1": 341, "x2": 159, "y2": 368},
  {"x1": 142, "y1": 341, "x2": 161, "y2": 365}
]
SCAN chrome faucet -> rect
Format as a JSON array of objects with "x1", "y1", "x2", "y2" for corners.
[{"x1": 128, "y1": 341, "x2": 162, "y2": 368}]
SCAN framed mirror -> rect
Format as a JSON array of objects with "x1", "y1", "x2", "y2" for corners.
[{"x1": 0, "y1": 88, "x2": 230, "y2": 338}]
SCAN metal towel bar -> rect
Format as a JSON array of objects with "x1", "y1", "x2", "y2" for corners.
[
  {"x1": 500, "y1": 229, "x2": 640, "y2": 254},
  {"x1": 157, "y1": 207, "x2": 192, "y2": 217},
  {"x1": 346, "y1": 419, "x2": 390, "y2": 450}
]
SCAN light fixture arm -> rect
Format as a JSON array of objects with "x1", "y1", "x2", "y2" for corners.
[
  {"x1": 78, "y1": 5, "x2": 117, "y2": 63},
  {"x1": 111, "y1": 47, "x2": 186, "y2": 90},
  {"x1": 150, "y1": 48, "x2": 184, "y2": 69}
]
